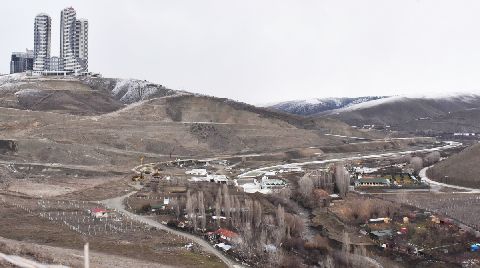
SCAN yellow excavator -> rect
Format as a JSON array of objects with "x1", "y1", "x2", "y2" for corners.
[{"x1": 132, "y1": 156, "x2": 145, "y2": 181}]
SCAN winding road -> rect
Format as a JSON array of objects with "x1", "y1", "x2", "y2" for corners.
[
  {"x1": 419, "y1": 166, "x2": 480, "y2": 193},
  {"x1": 239, "y1": 141, "x2": 463, "y2": 178},
  {"x1": 101, "y1": 192, "x2": 242, "y2": 268},
  {"x1": 104, "y1": 140, "x2": 466, "y2": 268}
]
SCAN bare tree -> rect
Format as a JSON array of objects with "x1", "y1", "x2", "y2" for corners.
[
  {"x1": 191, "y1": 193, "x2": 198, "y2": 231},
  {"x1": 275, "y1": 204, "x2": 286, "y2": 245},
  {"x1": 244, "y1": 198, "x2": 254, "y2": 225},
  {"x1": 171, "y1": 197, "x2": 180, "y2": 219},
  {"x1": 278, "y1": 187, "x2": 292, "y2": 200},
  {"x1": 342, "y1": 231, "x2": 351, "y2": 267},
  {"x1": 410, "y1": 156, "x2": 424, "y2": 173},
  {"x1": 198, "y1": 191, "x2": 206, "y2": 230},
  {"x1": 253, "y1": 200, "x2": 263, "y2": 228},
  {"x1": 223, "y1": 184, "x2": 231, "y2": 219},
  {"x1": 298, "y1": 176, "x2": 314, "y2": 198},
  {"x1": 186, "y1": 190, "x2": 193, "y2": 220},
  {"x1": 335, "y1": 164, "x2": 350, "y2": 197},
  {"x1": 424, "y1": 151, "x2": 441, "y2": 166},
  {"x1": 215, "y1": 186, "x2": 222, "y2": 226}
]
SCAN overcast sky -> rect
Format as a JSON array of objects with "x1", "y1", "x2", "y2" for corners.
[{"x1": 2, "y1": 1, "x2": 480, "y2": 104}]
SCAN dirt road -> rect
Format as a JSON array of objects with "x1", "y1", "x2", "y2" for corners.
[{"x1": 101, "y1": 192, "x2": 242, "y2": 268}]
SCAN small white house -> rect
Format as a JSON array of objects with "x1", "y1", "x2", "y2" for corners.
[
  {"x1": 185, "y1": 169, "x2": 208, "y2": 176},
  {"x1": 207, "y1": 174, "x2": 229, "y2": 184}
]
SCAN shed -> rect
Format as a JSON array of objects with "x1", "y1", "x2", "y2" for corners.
[
  {"x1": 91, "y1": 208, "x2": 108, "y2": 218},
  {"x1": 370, "y1": 229, "x2": 393, "y2": 240}
]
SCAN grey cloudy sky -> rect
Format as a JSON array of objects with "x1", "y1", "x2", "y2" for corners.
[{"x1": 2, "y1": 1, "x2": 480, "y2": 104}]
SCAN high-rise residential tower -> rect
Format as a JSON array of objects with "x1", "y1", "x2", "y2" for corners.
[
  {"x1": 33, "y1": 13, "x2": 51, "y2": 72},
  {"x1": 60, "y1": 7, "x2": 88, "y2": 73},
  {"x1": 75, "y1": 19, "x2": 88, "y2": 71}
]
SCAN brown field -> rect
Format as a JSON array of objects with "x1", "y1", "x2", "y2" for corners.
[{"x1": 0, "y1": 195, "x2": 226, "y2": 268}]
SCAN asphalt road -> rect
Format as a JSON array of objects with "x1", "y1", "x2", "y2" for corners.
[{"x1": 419, "y1": 166, "x2": 480, "y2": 193}]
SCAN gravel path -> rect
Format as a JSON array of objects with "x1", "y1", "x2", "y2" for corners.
[{"x1": 101, "y1": 192, "x2": 242, "y2": 268}]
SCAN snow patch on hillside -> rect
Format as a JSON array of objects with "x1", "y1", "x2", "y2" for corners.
[
  {"x1": 111, "y1": 79, "x2": 175, "y2": 104},
  {"x1": 13, "y1": 88, "x2": 43, "y2": 98},
  {"x1": 267, "y1": 96, "x2": 387, "y2": 116},
  {"x1": 0, "y1": 73, "x2": 27, "y2": 88},
  {"x1": 336, "y1": 91, "x2": 480, "y2": 112}
]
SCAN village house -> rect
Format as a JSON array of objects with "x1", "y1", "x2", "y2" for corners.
[
  {"x1": 260, "y1": 176, "x2": 287, "y2": 189},
  {"x1": 355, "y1": 177, "x2": 391, "y2": 187},
  {"x1": 370, "y1": 229, "x2": 393, "y2": 241},
  {"x1": 185, "y1": 169, "x2": 208, "y2": 176},
  {"x1": 212, "y1": 228, "x2": 240, "y2": 243},
  {"x1": 207, "y1": 174, "x2": 229, "y2": 184},
  {"x1": 90, "y1": 208, "x2": 108, "y2": 218}
]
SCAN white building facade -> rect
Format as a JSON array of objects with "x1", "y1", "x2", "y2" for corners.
[
  {"x1": 60, "y1": 7, "x2": 88, "y2": 73},
  {"x1": 33, "y1": 14, "x2": 51, "y2": 72}
]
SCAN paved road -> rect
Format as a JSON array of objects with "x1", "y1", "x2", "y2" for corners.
[
  {"x1": 101, "y1": 192, "x2": 242, "y2": 268},
  {"x1": 419, "y1": 166, "x2": 480, "y2": 193},
  {"x1": 239, "y1": 141, "x2": 463, "y2": 178}
]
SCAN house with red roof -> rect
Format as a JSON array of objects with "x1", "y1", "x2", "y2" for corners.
[
  {"x1": 90, "y1": 208, "x2": 108, "y2": 218},
  {"x1": 214, "y1": 228, "x2": 240, "y2": 243}
]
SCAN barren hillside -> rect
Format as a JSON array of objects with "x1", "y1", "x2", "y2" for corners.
[
  {"x1": 0, "y1": 74, "x2": 387, "y2": 170},
  {"x1": 320, "y1": 94, "x2": 480, "y2": 133},
  {"x1": 427, "y1": 143, "x2": 480, "y2": 188}
]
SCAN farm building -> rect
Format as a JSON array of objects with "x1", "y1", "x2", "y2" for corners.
[
  {"x1": 370, "y1": 229, "x2": 393, "y2": 241},
  {"x1": 185, "y1": 169, "x2": 208, "y2": 176},
  {"x1": 260, "y1": 176, "x2": 287, "y2": 189},
  {"x1": 214, "y1": 228, "x2": 240, "y2": 243},
  {"x1": 207, "y1": 174, "x2": 229, "y2": 184},
  {"x1": 90, "y1": 208, "x2": 108, "y2": 218},
  {"x1": 355, "y1": 178, "x2": 391, "y2": 187}
]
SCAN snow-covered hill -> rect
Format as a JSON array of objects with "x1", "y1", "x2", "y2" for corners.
[
  {"x1": 322, "y1": 92, "x2": 480, "y2": 133},
  {"x1": 266, "y1": 96, "x2": 387, "y2": 116}
]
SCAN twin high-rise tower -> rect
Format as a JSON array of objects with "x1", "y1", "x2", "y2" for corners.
[
  {"x1": 33, "y1": 14, "x2": 51, "y2": 72},
  {"x1": 33, "y1": 7, "x2": 88, "y2": 74},
  {"x1": 60, "y1": 7, "x2": 88, "y2": 73}
]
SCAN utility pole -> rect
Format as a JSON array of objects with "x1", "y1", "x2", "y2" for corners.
[{"x1": 84, "y1": 243, "x2": 89, "y2": 268}]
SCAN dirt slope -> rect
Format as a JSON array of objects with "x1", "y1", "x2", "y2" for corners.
[
  {"x1": 0, "y1": 75, "x2": 384, "y2": 169},
  {"x1": 427, "y1": 143, "x2": 480, "y2": 188}
]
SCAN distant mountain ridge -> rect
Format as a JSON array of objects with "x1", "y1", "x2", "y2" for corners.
[
  {"x1": 267, "y1": 96, "x2": 387, "y2": 116},
  {"x1": 320, "y1": 92, "x2": 480, "y2": 133}
]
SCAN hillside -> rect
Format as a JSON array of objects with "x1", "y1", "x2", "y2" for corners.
[
  {"x1": 427, "y1": 143, "x2": 480, "y2": 188},
  {"x1": 266, "y1": 96, "x2": 386, "y2": 116},
  {"x1": 320, "y1": 93, "x2": 480, "y2": 133},
  {"x1": 0, "y1": 74, "x2": 388, "y2": 169},
  {"x1": 0, "y1": 74, "x2": 177, "y2": 115}
]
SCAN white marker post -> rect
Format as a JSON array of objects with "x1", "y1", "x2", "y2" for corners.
[{"x1": 84, "y1": 243, "x2": 89, "y2": 268}]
